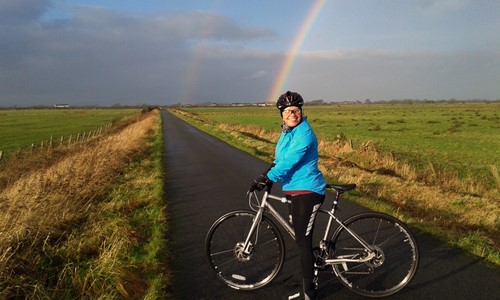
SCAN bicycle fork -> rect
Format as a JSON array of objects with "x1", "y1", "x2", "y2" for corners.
[
  {"x1": 241, "y1": 191, "x2": 273, "y2": 255},
  {"x1": 241, "y1": 206, "x2": 264, "y2": 256}
]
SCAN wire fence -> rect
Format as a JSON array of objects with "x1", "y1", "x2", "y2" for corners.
[{"x1": 0, "y1": 123, "x2": 113, "y2": 162}]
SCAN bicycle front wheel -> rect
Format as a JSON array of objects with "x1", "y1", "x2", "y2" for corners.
[
  {"x1": 331, "y1": 212, "x2": 419, "y2": 297},
  {"x1": 205, "y1": 210, "x2": 285, "y2": 290}
]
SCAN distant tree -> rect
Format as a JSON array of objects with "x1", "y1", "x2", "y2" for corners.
[{"x1": 308, "y1": 99, "x2": 324, "y2": 105}]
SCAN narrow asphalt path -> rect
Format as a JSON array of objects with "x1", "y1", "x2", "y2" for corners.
[{"x1": 162, "y1": 110, "x2": 500, "y2": 300}]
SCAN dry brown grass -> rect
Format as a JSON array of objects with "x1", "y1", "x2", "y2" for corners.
[
  {"x1": 0, "y1": 110, "x2": 159, "y2": 298},
  {"x1": 323, "y1": 138, "x2": 498, "y2": 261},
  {"x1": 320, "y1": 139, "x2": 499, "y2": 247}
]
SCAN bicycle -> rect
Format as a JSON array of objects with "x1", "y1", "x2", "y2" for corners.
[{"x1": 205, "y1": 184, "x2": 419, "y2": 298}]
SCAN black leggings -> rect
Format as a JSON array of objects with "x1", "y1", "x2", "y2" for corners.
[{"x1": 289, "y1": 193, "x2": 325, "y2": 281}]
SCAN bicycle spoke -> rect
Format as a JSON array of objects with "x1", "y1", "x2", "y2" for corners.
[
  {"x1": 259, "y1": 237, "x2": 278, "y2": 247},
  {"x1": 210, "y1": 248, "x2": 237, "y2": 257},
  {"x1": 375, "y1": 224, "x2": 407, "y2": 248},
  {"x1": 214, "y1": 256, "x2": 240, "y2": 268},
  {"x1": 372, "y1": 218, "x2": 382, "y2": 244}
]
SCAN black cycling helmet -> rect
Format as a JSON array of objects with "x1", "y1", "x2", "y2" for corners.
[{"x1": 276, "y1": 91, "x2": 304, "y2": 111}]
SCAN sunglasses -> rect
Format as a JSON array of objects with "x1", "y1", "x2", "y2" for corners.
[{"x1": 282, "y1": 109, "x2": 302, "y2": 115}]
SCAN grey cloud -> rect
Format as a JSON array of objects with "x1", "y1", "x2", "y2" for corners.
[
  {"x1": 158, "y1": 11, "x2": 275, "y2": 41},
  {"x1": 0, "y1": 0, "x2": 51, "y2": 23},
  {"x1": 289, "y1": 49, "x2": 500, "y2": 101},
  {"x1": 0, "y1": 4, "x2": 277, "y2": 106},
  {"x1": 420, "y1": 0, "x2": 468, "y2": 16}
]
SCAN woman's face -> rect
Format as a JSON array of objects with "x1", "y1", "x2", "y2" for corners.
[{"x1": 282, "y1": 106, "x2": 302, "y2": 128}]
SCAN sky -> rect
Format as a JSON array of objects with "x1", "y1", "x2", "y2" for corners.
[{"x1": 0, "y1": 0, "x2": 499, "y2": 107}]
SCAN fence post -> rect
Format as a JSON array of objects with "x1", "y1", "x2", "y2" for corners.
[
  {"x1": 491, "y1": 164, "x2": 500, "y2": 191},
  {"x1": 428, "y1": 162, "x2": 437, "y2": 179}
]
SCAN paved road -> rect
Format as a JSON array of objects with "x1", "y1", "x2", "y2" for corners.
[{"x1": 162, "y1": 110, "x2": 500, "y2": 300}]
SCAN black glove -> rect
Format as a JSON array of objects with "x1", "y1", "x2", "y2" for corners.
[{"x1": 249, "y1": 174, "x2": 273, "y2": 192}]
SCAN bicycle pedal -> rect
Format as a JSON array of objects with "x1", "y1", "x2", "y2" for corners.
[{"x1": 314, "y1": 263, "x2": 328, "y2": 271}]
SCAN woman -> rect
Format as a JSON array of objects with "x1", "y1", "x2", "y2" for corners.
[{"x1": 250, "y1": 91, "x2": 326, "y2": 300}]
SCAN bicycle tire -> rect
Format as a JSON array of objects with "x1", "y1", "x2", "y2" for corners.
[
  {"x1": 330, "y1": 212, "x2": 419, "y2": 297},
  {"x1": 205, "y1": 210, "x2": 285, "y2": 290}
]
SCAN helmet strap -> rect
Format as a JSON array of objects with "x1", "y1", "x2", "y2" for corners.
[{"x1": 282, "y1": 123, "x2": 291, "y2": 133}]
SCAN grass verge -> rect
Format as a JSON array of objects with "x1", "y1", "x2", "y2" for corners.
[{"x1": 0, "y1": 110, "x2": 171, "y2": 298}]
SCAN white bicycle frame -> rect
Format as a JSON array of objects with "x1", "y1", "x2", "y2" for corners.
[{"x1": 243, "y1": 190, "x2": 377, "y2": 265}]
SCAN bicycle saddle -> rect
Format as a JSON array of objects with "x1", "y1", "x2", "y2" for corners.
[{"x1": 326, "y1": 184, "x2": 356, "y2": 192}]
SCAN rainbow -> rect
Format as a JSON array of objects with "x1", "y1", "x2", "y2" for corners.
[
  {"x1": 179, "y1": 14, "x2": 219, "y2": 104},
  {"x1": 180, "y1": 45, "x2": 204, "y2": 104},
  {"x1": 266, "y1": 0, "x2": 327, "y2": 103}
]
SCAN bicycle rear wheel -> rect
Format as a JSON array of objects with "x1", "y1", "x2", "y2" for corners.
[
  {"x1": 331, "y1": 212, "x2": 419, "y2": 297},
  {"x1": 205, "y1": 210, "x2": 285, "y2": 290}
]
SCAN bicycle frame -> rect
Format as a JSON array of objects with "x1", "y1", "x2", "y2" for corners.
[
  {"x1": 243, "y1": 190, "x2": 377, "y2": 265},
  {"x1": 206, "y1": 184, "x2": 419, "y2": 297}
]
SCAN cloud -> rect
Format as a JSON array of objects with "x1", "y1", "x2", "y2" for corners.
[
  {"x1": 289, "y1": 49, "x2": 500, "y2": 101},
  {"x1": 249, "y1": 70, "x2": 268, "y2": 79},
  {"x1": 420, "y1": 0, "x2": 468, "y2": 16},
  {"x1": 0, "y1": 0, "x2": 51, "y2": 23},
  {"x1": 0, "y1": 3, "x2": 277, "y2": 106}
]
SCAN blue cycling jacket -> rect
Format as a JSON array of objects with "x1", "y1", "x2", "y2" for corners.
[{"x1": 266, "y1": 117, "x2": 326, "y2": 195}]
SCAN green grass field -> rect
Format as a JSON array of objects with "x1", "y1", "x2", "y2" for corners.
[
  {"x1": 0, "y1": 109, "x2": 140, "y2": 157},
  {"x1": 183, "y1": 101, "x2": 500, "y2": 189}
]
